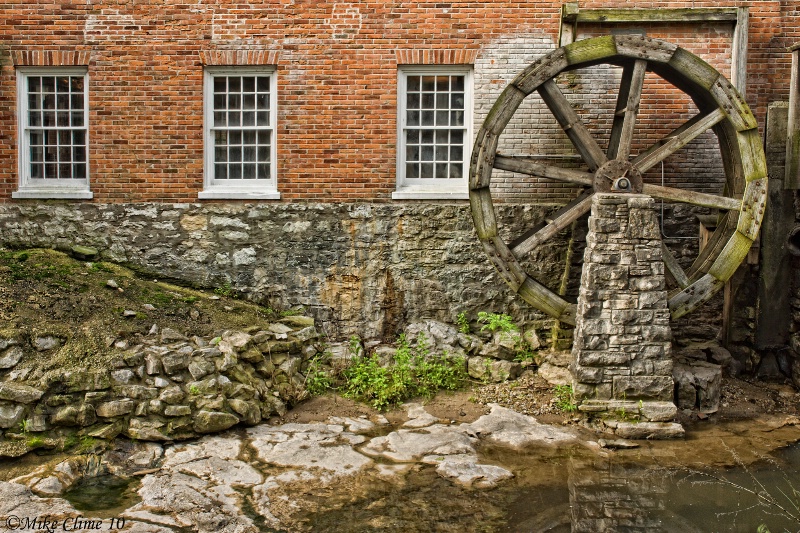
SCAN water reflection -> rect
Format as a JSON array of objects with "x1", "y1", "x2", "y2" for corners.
[{"x1": 505, "y1": 444, "x2": 800, "y2": 533}]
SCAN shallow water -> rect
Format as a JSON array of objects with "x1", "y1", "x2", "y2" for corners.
[{"x1": 303, "y1": 443, "x2": 800, "y2": 533}]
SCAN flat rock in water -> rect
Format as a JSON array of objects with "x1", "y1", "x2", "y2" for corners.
[{"x1": 468, "y1": 404, "x2": 577, "y2": 447}]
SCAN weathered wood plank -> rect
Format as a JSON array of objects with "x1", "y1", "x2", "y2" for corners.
[
  {"x1": 710, "y1": 76, "x2": 757, "y2": 132},
  {"x1": 640, "y1": 183, "x2": 740, "y2": 211},
  {"x1": 537, "y1": 80, "x2": 607, "y2": 171},
  {"x1": 564, "y1": 35, "x2": 616, "y2": 66},
  {"x1": 736, "y1": 177, "x2": 768, "y2": 240},
  {"x1": 492, "y1": 155, "x2": 594, "y2": 186},
  {"x1": 511, "y1": 190, "x2": 594, "y2": 257},
  {"x1": 738, "y1": 128, "x2": 768, "y2": 183},
  {"x1": 558, "y1": 303, "x2": 577, "y2": 326},
  {"x1": 668, "y1": 47, "x2": 720, "y2": 91},
  {"x1": 613, "y1": 35, "x2": 676, "y2": 64},
  {"x1": 633, "y1": 109, "x2": 725, "y2": 172},
  {"x1": 518, "y1": 276, "x2": 571, "y2": 321},
  {"x1": 468, "y1": 187, "x2": 497, "y2": 240},
  {"x1": 564, "y1": 8, "x2": 739, "y2": 24},
  {"x1": 481, "y1": 236, "x2": 527, "y2": 292},
  {"x1": 731, "y1": 7, "x2": 748, "y2": 96},
  {"x1": 661, "y1": 242, "x2": 690, "y2": 289},
  {"x1": 686, "y1": 211, "x2": 737, "y2": 279},
  {"x1": 669, "y1": 273, "x2": 726, "y2": 319},
  {"x1": 469, "y1": 128, "x2": 499, "y2": 189},
  {"x1": 558, "y1": 3, "x2": 579, "y2": 47},
  {"x1": 607, "y1": 59, "x2": 647, "y2": 161},
  {"x1": 513, "y1": 48, "x2": 569, "y2": 95},
  {"x1": 483, "y1": 85, "x2": 526, "y2": 136},
  {"x1": 707, "y1": 230, "x2": 753, "y2": 281},
  {"x1": 787, "y1": 48, "x2": 800, "y2": 189}
]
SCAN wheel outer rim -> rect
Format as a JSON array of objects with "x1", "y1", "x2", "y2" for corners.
[{"x1": 468, "y1": 35, "x2": 768, "y2": 324}]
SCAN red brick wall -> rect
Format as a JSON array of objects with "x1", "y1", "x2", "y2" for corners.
[{"x1": 0, "y1": 1, "x2": 795, "y2": 203}]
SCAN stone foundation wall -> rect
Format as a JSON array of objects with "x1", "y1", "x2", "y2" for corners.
[
  {"x1": 0, "y1": 202, "x2": 569, "y2": 339},
  {"x1": 0, "y1": 317, "x2": 322, "y2": 456}
]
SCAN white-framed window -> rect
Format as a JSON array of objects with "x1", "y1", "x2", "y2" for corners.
[
  {"x1": 199, "y1": 67, "x2": 279, "y2": 200},
  {"x1": 393, "y1": 66, "x2": 473, "y2": 200},
  {"x1": 14, "y1": 67, "x2": 92, "y2": 199}
]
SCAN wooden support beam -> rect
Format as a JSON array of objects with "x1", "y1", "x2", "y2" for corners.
[
  {"x1": 493, "y1": 154, "x2": 593, "y2": 186},
  {"x1": 561, "y1": 7, "x2": 739, "y2": 24},
  {"x1": 511, "y1": 190, "x2": 593, "y2": 257}
]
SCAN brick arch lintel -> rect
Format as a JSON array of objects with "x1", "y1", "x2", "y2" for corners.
[
  {"x1": 395, "y1": 49, "x2": 478, "y2": 65},
  {"x1": 11, "y1": 50, "x2": 92, "y2": 67},
  {"x1": 200, "y1": 50, "x2": 281, "y2": 66}
]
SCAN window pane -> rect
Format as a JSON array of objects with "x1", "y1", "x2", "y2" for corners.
[
  {"x1": 242, "y1": 112, "x2": 255, "y2": 126},
  {"x1": 436, "y1": 94, "x2": 448, "y2": 109},
  {"x1": 243, "y1": 130, "x2": 257, "y2": 144},
  {"x1": 73, "y1": 131, "x2": 86, "y2": 145},
  {"x1": 213, "y1": 112, "x2": 226, "y2": 127},
  {"x1": 257, "y1": 131, "x2": 271, "y2": 145},
  {"x1": 406, "y1": 145, "x2": 419, "y2": 162},
  {"x1": 406, "y1": 163, "x2": 419, "y2": 179},
  {"x1": 229, "y1": 147, "x2": 242, "y2": 162},
  {"x1": 450, "y1": 145, "x2": 463, "y2": 161},
  {"x1": 449, "y1": 164, "x2": 463, "y2": 180},
  {"x1": 59, "y1": 146, "x2": 72, "y2": 162},
  {"x1": 43, "y1": 94, "x2": 55, "y2": 109},
  {"x1": 421, "y1": 145, "x2": 434, "y2": 161},
  {"x1": 242, "y1": 77, "x2": 256, "y2": 92},
  {"x1": 452, "y1": 76, "x2": 464, "y2": 91},
  {"x1": 435, "y1": 163, "x2": 448, "y2": 179},
  {"x1": 257, "y1": 163, "x2": 270, "y2": 179},
  {"x1": 29, "y1": 112, "x2": 41, "y2": 127},
  {"x1": 57, "y1": 76, "x2": 69, "y2": 92},
  {"x1": 256, "y1": 93, "x2": 269, "y2": 110},
  {"x1": 45, "y1": 163, "x2": 57, "y2": 179},
  {"x1": 42, "y1": 77, "x2": 55, "y2": 92},
  {"x1": 28, "y1": 77, "x2": 41, "y2": 92},
  {"x1": 228, "y1": 77, "x2": 241, "y2": 92},
  {"x1": 59, "y1": 163, "x2": 72, "y2": 178},
  {"x1": 57, "y1": 93, "x2": 69, "y2": 110},
  {"x1": 421, "y1": 130, "x2": 434, "y2": 144},
  {"x1": 215, "y1": 163, "x2": 227, "y2": 180},
  {"x1": 243, "y1": 146, "x2": 256, "y2": 162},
  {"x1": 421, "y1": 76, "x2": 435, "y2": 91},
  {"x1": 406, "y1": 93, "x2": 420, "y2": 109},
  {"x1": 420, "y1": 163, "x2": 433, "y2": 179},
  {"x1": 59, "y1": 130, "x2": 71, "y2": 144},
  {"x1": 406, "y1": 129, "x2": 419, "y2": 144},
  {"x1": 256, "y1": 111, "x2": 269, "y2": 125},
  {"x1": 435, "y1": 146, "x2": 448, "y2": 161},
  {"x1": 215, "y1": 147, "x2": 227, "y2": 162},
  {"x1": 243, "y1": 94, "x2": 255, "y2": 110},
  {"x1": 451, "y1": 93, "x2": 464, "y2": 110},
  {"x1": 407, "y1": 76, "x2": 421, "y2": 91},
  {"x1": 71, "y1": 94, "x2": 84, "y2": 110},
  {"x1": 30, "y1": 147, "x2": 43, "y2": 163},
  {"x1": 30, "y1": 132, "x2": 44, "y2": 146},
  {"x1": 29, "y1": 94, "x2": 40, "y2": 110},
  {"x1": 242, "y1": 163, "x2": 256, "y2": 179},
  {"x1": 421, "y1": 93, "x2": 435, "y2": 109},
  {"x1": 228, "y1": 112, "x2": 240, "y2": 127},
  {"x1": 227, "y1": 94, "x2": 241, "y2": 109},
  {"x1": 229, "y1": 131, "x2": 242, "y2": 144},
  {"x1": 407, "y1": 111, "x2": 420, "y2": 126},
  {"x1": 57, "y1": 112, "x2": 70, "y2": 126},
  {"x1": 451, "y1": 130, "x2": 463, "y2": 144},
  {"x1": 257, "y1": 146, "x2": 269, "y2": 162},
  {"x1": 71, "y1": 112, "x2": 84, "y2": 127},
  {"x1": 421, "y1": 111, "x2": 434, "y2": 126},
  {"x1": 229, "y1": 164, "x2": 242, "y2": 179},
  {"x1": 73, "y1": 146, "x2": 86, "y2": 162},
  {"x1": 436, "y1": 76, "x2": 449, "y2": 91},
  {"x1": 451, "y1": 111, "x2": 464, "y2": 126},
  {"x1": 436, "y1": 111, "x2": 449, "y2": 126},
  {"x1": 74, "y1": 163, "x2": 86, "y2": 179},
  {"x1": 256, "y1": 76, "x2": 270, "y2": 92},
  {"x1": 214, "y1": 77, "x2": 226, "y2": 93},
  {"x1": 31, "y1": 163, "x2": 43, "y2": 179},
  {"x1": 214, "y1": 94, "x2": 226, "y2": 110}
]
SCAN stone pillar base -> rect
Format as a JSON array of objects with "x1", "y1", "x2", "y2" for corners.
[{"x1": 570, "y1": 194, "x2": 682, "y2": 439}]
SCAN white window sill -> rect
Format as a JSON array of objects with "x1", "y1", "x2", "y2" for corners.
[
  {"x1": 198, "y1": 190, "x2": 281, "y2": 200},
  {"x1": 392, "y1": 189, "x2": 469, "y2": 200},
  {"x1": 12, "y1": 190, "x2": 93, "y2": 200}
]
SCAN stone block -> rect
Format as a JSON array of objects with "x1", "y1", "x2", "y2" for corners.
[
  {"x1": 577, "y1": 351, "x2": 628, "y2": 366},
  {"x1": 193, "y1": 410, "x2": 239, "y2": 434},
  {"x1": 96, "y1": 399, "x2": 136, "y2": 418},
  {"x1": 0, "y1": 346, "x2": 24, "y2": 369},
  {"x1": 0, "y1": 382, "x2": 43, "y2": 404},
  {"x1": 162, "y1": 352, "x2": 190, "y2": 375},
  {"x1": 613, "y1": 376, "x2": 674, "y2": 401},
  {"x1": 673, "y1": 360, "x2": 722, "y2": 413}
]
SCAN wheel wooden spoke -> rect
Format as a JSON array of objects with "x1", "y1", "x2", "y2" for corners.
[
  {"x1": 607, "y1": 59, "x2": 647, "y2": 161},
  {"x1": 641, "y1": 183, "x2": 741, "y2": 211},
  {"x1": 510, "y1": 190, "x2": 594, "y2": 257},
  {"x1": 661, "y1": 242, "x2": 690, "y2": 289},
  {"x1": 537, "y1": 79, "x2": 608, "y2": 171},
  {"x1": 632, "y1": 108, "x2": 726, "y2": 173},
  {"x1": 493, "y1": 154, "x2": 593, "y2": 186}
]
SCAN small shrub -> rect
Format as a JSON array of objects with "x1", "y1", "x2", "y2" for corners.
[
  {"x1": 554, "y1": 384, "x2": 577, "y2": 413},
  {"x1": 304, "y1": 356, "x2": 333, "y2": 397},
  {"x1": 456, "y1": 312, "x2": 470, "y2": 334},
  {"x1": 26, "y1": 436, "x2": 45, "y2": 449},
  {"x1": 477, "y1": 312, "x2": 517, "y2": 333}
]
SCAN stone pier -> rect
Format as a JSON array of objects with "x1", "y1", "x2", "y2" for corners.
[{"x1": 571, "y1": 194, "x2": 683, "y2": 439}]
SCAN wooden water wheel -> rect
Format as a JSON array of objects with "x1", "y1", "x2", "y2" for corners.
[{"x1": 469, "y1": 35, "x2": 767, "y2": 325}]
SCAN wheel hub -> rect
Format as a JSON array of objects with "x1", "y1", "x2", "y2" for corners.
[{"x1": 593, "y1": 159, "x2": 643, "y2": 194}]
